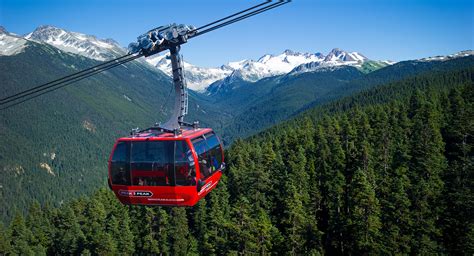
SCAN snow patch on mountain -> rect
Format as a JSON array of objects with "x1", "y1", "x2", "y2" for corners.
[
  {"x1": 145, "y1": 53, "x2": 232, "y2": 92},
  {"x1": 226, "y1": 50, "x2": 326, "y2": 82},
  {"x1": 419, "y1": 50, "x2": 473, "y2": 62},
  {"x1": 25, "y1": 25, "x2": 126, "y2": 61},
  {"x1": 323, "y1": 48, "x2": 367, "y2": 63},
  {"x1": 289, "y1": 48, "x2": 372, "y2": 75},
  {"x1": 322, "y1": 48, "x2": 367, "y2": 66},
  {"x1": 148, "y1": 49, "x2": 327, "y2": 91},
  {"x1": 0, "y1": 27, "x2": 28, "y2": 56}
]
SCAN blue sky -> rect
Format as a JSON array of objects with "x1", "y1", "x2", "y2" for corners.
[{"x1": 0, "y1": 0, "x2": 472, "y2": 67}]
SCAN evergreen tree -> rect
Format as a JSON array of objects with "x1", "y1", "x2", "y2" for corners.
[
  {"x1": 192, "y1": 199, "x2": 211, "y2": 254},
  {"x1": 346, "y1": 168, "x2": 382, "y2": 254},
  {"x1": 98, "y1": 190, "x2": 135, "y2": 255},
  {"x1": 324, "y1": 118, "x2": 347, "y2": 254},
  {"x1": 228, "y1": 197, "x2": 259, "y2": 255},
  {"x1": 8, "y1": 214, "x2": 34, "y2": 255},
  {"x1": 25, "y1": 202, "x2": 52, "y2": 252},
  {"x1": 106, "y1": 212, "x2": 135, "y2": 256},
  {"x1": 131, "y1": 206, "x2": 167, "y2": 255},
  {"x1": 51, "y1": 206, "x2": 85, "y2": 255},
  {"x1": 381, "y1": 166, "x2": 412, "y2": 254},
  {"x1": 0, "y1": 222, "x2": 12, "y2": 254},
  {"x1": 408, "y1": 91, "x2": 446, "y2": 254},
  {"x1": 169, "y1": 207, "x2": 192, "y2": 256},
  {"x1": 82, "y1": 198, "x2": 117, "y2": 255},
  {"x1": 206, "y1": 180, "x2": 232, "y2": 254},
  {"x1": 255, "y1": 208, "x2": 276, "y2": 255},
  {"x1": 281, "y1": 176, "x2": 308, "y2": 255},
  {"x1": 441, "y1": 85, "x2": 474, "y2": 255}
]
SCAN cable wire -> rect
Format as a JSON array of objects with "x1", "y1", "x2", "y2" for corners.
[
  {"x1": 192, "y1": 0, "x2": 290, "y2": 38},
  {"x1": 0, "y1": 53, "x2": 135, "y2": 103},
  {"x1": 1, "y1": 53, "x2": 142, "y2": 106},
  {"x1": 191, "y1": 0, "x2": 272, "y2": 32},
  {"x1": 1, "y1": 54, "x2": 142, "y2": 110}
]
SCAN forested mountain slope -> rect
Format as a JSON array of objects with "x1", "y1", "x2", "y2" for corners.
[
  {"x1": 2, "y1": 66, "x2": 472, "y2": 255},
  {"x1": 218, "y1": 55, "x2": 474, "y2": 143}
]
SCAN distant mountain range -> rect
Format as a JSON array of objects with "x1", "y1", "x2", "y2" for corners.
[
  {"x1": 1, "y1": 25, "x2": 396, "y2": 92},
  {"x1": 145, "y1": 48, "x2": 392, "y2": 92},
  {"x1": 3, "y1": 25, "x2": 472, "y2": 94},
  {"x1": 1, "y1": 24, "x2": 472, "y2": 98}
]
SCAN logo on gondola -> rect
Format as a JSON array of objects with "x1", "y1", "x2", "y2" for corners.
[
  {"x1": 119, "y1": 190, "x2": 153, "y2": 197},
  {"x1": 198, "y1": 181, "x2": 213, "y2": 195}
]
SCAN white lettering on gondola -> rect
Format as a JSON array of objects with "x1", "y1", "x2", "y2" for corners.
[
  {"x1": 118, "y1": 190, "x2": 153, "y2": 197},
  {"x1": 198, "y1": 181, "x2": 215, "y2": 195}
]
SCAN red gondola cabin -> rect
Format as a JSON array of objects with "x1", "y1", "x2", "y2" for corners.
[{"x1": 108, "y1": 128, "x2": 224, "y2": 206}]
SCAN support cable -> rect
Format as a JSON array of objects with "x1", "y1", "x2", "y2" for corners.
[
  {"x1": 0, "y1": 53, "x2": 136, "y2": 104},
  {"x1": 1, "y1": 54, "x2": 142, "y2": 110},
  {"x1": 191, "y1": 0, "x2": 272, "y2": 32},
  {"x1": 191, "y1": 0, "x2": 290, "y2": 38}
]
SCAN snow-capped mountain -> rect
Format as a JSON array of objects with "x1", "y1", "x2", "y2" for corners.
[
  {"x1": 146, "y1": 49, "x2": 328, "y2": 91},
  {"x1": 289, "y1": 49, "x2": 371, "y2": 75},
  {"x1": 191, "y1": 48, "x2": 373, "y2": 92},
  {"x1": 0, "y1": 27, "x2": 28, "y2": 56},
  {"x1": 145, "y1": 54, "x2": 233, "y2": 92},
  {"x1": 2, "y1": 25, "x2": 472, "y2": 94},
  {"x1": 1, "y1": 25, "x2": 376, "y2": 92},
  {"x1": 226, "y1": 50, "x2": 326, "y2": 81},
  {"x1": 25, "y1": 25, "x2": 126, "y2": 61},
  {"x1": 324, "y1": 48, "x2": 367, "y2": 63}
]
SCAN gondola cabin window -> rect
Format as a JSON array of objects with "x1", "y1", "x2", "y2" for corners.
[
  {"x1": 110, "y1": 140, "x2": 196, "y2": 187},
  {"x1": 192, "y1": 132, "x2": 223, "y2": 180},
  {"x1": 175, "y1": 140, "x2": 196, "y2": 186},
  {"x1": 110, "y1": 141, "x2": 131, "y2": 185},
  {"x1": 130, "y1": 141, "x2": 174, "y2": 186}
]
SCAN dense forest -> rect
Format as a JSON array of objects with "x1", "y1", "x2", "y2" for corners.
[{"x1": 1, "y1": 67, "x2": 472, "y2": 255}]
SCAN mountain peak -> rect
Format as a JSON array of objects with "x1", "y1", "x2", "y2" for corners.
[
  {"x1": 257, "y1": 54, "x2": 274, "y2": 63},
  {"x1": 330, "y1": 47, "x2": 342, "y2": 52},
  {"x1": 104, "y1": 38, "x2": 120, "y2": 46},
  {"x1": 36, "y1": 24, "x2": 59, "y2": 30},
  {"x1": 282, "y1": 49, "x2": 310, "y2": 57},
  {"x1": 314, "y1": 52, "x2": 325, "y2": 58},
  {"x1": 26, "y1": 25, "x2": 65, "y2": 40},
  {"x1": 0, "y1": 27, "x2": 28, "y2": 56},
  {"x1": 326, "y1": 48, "x2": 347, "y2": 57},
  {"x1": 324, "y1": 48, "x2": 367, "y2": 62},
  {"x1": 25, "y1": 25, "x2": 126, "y2": 61},
  {"x1": 283, "y1": 49, "x2": 298, "y2": 55}
]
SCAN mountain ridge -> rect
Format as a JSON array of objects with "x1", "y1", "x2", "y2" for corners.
[
  {"x1": 1, "y1": 25, "x2": 395, "y2": 92},
  {"x1": 150, "y1": 47, "x2": 384, "y2": 92},
  {"x1": 24, "y1": 25, "x2": 126, "y2": 61},
  {"x1": 2, "y1": 25, "x2": 472, "y2": 94}
]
